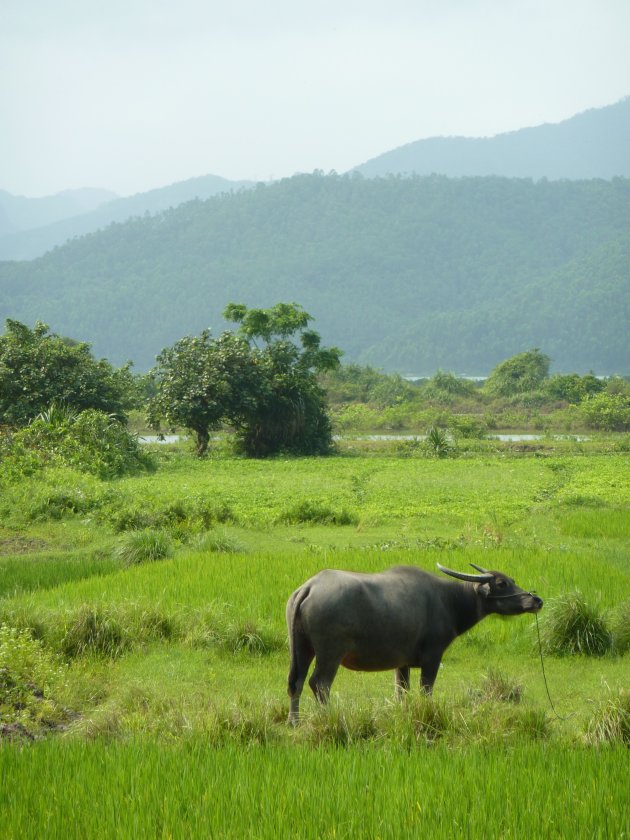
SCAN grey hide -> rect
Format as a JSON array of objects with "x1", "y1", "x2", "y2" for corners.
[{"x1": 286, "y1": 563, "x2": 542, "y2": 723}]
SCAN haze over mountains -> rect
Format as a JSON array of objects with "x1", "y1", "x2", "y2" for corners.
[
  {"x1": 0, "y1": 175, "x2": 253, "y2": 261},
  {"x1": 1, "y1": 99, "x2": 628, "y2": 376},
  {"x1": 354, "y1": 97, "x2": 630, "y2": 180},
  {"x1": 2, "y1": 98, "x2": 629, "y2": 263}
]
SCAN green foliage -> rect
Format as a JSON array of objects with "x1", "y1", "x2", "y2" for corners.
[
  {"x1": 147, "y1": 330, "x2": 257, "y2": 456},
  {"x1": 425, "y1": 426, "x2": 454, "y2": 458},
  {"x1": 149, "y1": 302, "x2": 341, "y2": 458},
  {"x1": 226, "y1": 302, "x2": 341, "y2": 457},
  {"x1": 114, "y1": 530, "x2": 174, "y2": 567},
  {"x1": 539, "y1": 593, "x2": 613, "y2": 656},
  {"x1": 580, "y1": 392, "x2": 630, "y2": 431},
  {"x1": 0, "y1": 408, "x2": 154, "y2": 480},
  {"x1": 544, "y1": 373, "x2": 605, "y2": 403},
  {"x1": 0, "y1": 624, "x2": 67, "y2": 731},
  {"x1": 321, "y1": 364, "x2": 417, "y2": 408},
  {"x1": 0, "y1": 320, "x2": 136, "y2": 426},
  {"x1": 485, "y1": 349, "x2": 551, "y2": 397},
  {"x1": 3, "y1": 175, "x2": 629, "y2": 376},
  {"x1": 422, "y1": 370, "x2": 478, "y2": 403}
]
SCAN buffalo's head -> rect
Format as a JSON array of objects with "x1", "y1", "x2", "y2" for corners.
[{"x1": 437, "y1": 562, "x2": 543, "y2": 614}]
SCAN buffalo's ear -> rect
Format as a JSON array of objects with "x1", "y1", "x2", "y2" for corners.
[{"x1": 475, "y1": 582, "x2": 491, "y2": 598}]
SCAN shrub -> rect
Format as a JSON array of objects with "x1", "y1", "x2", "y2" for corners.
[
  {"x1": 0, "y1": 624, "x2": 67, "y2": 732},
  {"x1": 539, "y1": 593, "x2": 613, "y2": 656},
  {"x1": 425, "y1": 426, "x2": 454, "y2": 458},
  {"x1": 114, "y1": 530, "x2": 173, "y2": 566},
  {"x1": 0, "y1": 408, "x2": 155, "y2": 480},
  {"x1": 580, "y1": 393, "x2": 630, "y2": 432}
]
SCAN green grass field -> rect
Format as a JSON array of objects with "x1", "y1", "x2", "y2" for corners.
[{"x1": 1, "y1": 440, "x2": 628, "y2": 836}]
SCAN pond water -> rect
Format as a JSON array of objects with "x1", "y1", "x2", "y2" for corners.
[
  {"x1": 139, "y1": 433, "x2": 588, "y2": 445},
  {"x1": 139, "y1": 435, "x2": 188, "y2": 444}
]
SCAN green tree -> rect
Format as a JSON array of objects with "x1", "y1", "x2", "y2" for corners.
[
  {"x1": 0, "y1": 320, "x2": 136, "y2": 426},
  {"x1": 148, "y1": 303, "x2": 341, "y2": 458},
  {"x1": 484, "y1": 349, "x2": 551, "y2": 397},
  {"x1": 147, "y1": 331, "x2": 258, "y2": 456},
  {"x1": 225, "y1": 302, "x2": 342, "y2": 457}
]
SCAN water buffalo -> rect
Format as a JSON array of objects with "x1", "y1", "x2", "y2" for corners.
[{"x1": 286, "y1": 562, "x2": 542, "y2": 723}]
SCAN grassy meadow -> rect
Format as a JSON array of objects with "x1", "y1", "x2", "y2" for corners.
[{"x1": 1, "y1": 436, "x2": 629, "y2": 837}]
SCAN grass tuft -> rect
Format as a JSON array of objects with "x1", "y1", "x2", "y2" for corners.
[
  {"x1": 539, "y1": 592, "x2": 613, "y2": 656},
  {"x1": 114, "y1": 529, "x2": 173, "y2": 566},
  {"x1": 278, "y1": 500, "x2": 358, "y2": 526},
  {"x1": 193, "y1": 529, "x2": 246, "y2": 554},
  {"x1": 585, "y1": 690, "x2": 630, "y2": 746},
  {"x1": 61, "y1": 606, "x2": 130, "y2": 659},
  {"x1": 473, "y1": 669, "x2": 524, "y2": 703},
  {"x1": 611, "y1": 598, "x2": 630, "y2": 654}
]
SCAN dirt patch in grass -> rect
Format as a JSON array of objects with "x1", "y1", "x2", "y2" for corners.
[{"x1": 0, "y1": 537, "x2": 49, "y2": 555}]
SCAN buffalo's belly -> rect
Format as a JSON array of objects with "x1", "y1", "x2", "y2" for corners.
[{"x1": 341, "y1": 651, "x2": 408, "y2": 672}]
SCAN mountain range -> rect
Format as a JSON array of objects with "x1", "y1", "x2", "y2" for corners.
[
  {"x1": 353, "y1": 97, "x2": 630, "y2": 180},
  {"x1": 1, "y1": 97, "x2": 628, "y2": 262},
  {"x1": 0, "y1": 175, "x2": 252, "y2": 261},
  {"x1": 1, "y1": 173, "x2": 628, "y2": 375}
]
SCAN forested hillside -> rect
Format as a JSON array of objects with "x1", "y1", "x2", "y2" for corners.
[
  {"x1": 354, "y1": 97, "x2": 630, "y2": 180},
  {"x1": 0, "y1": 175, "x2": 252, "y2": 261},
  {"x1": 1, "y1": 173, "x2": 628, "y2": 373}
]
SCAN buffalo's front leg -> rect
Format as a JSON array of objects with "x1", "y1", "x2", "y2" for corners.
[
  {"x1": 394, "y1": 666, "x2": 410, "y2": 699},
  {"x1": 420, "y1": 655, "x2": 442, "y2": 695}
]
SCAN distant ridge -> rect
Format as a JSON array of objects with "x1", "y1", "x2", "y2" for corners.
[
  {"x1": 1, "y1": 173, "x2": 628, "y2": 374},
  {"x1": 352, "y1": 97, "x2": 630, "y2": 180},
  {"x1": 0, "y1": 187, "x2": 117, "y2": 239},
  {"x1": 0, "y1": 174, "x2": 253, "y2": 261}
]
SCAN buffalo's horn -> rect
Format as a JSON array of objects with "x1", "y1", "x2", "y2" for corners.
[
  {"x1": 470, "y1": 563, "x2": 491, "y2": 575},
  {"x1": 437, "y1": 563, "x2": 494, "y2": 583}
]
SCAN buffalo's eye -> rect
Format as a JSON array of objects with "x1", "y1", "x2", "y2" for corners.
[{"x1": 496, "y1": 579, "x2": 507, "y2": 588}]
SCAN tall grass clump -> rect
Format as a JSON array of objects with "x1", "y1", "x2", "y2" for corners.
[
  {"x1": 193, "y1": 529, "x2": 245, "y2": 554},
  {"x1": 278, "y1": 499, "x2": 358, "y2": 526},
  {"x1": 382, "y1": 694, "x2": 453, "y2": 746},
  {"x1": 585, "y1": 690, "x2": 630, "y2": 746},
  {"x1": 114, "y1": 529, "x2": 173, "y2": 566},
  {"x1": 611, "y1": 598, "x2": 630, "y2": 654},
  {"x1": 475, "y1": 669, "x2": 524, "y2": 704},
  {"x1": 539, "y1": 593, "x2": 613, "y2": 656},
  {"x1": 61, "y1": 607, "x2": 130, "y2": 659}
]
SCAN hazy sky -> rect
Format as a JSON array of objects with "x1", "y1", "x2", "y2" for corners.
[{"x1": 2, "y1": 0, "x2": 629, "y2": 197}]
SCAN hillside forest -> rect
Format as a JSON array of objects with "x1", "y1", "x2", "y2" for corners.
[{"x1": 0, "y1": 173, "x2": 628, "y2": 375}]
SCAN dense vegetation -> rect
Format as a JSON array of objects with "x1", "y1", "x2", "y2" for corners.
[
  {"x1": 322, "y1": 355, "x2": 630, "y2": 435},
  {"x1": 148, "y1": 303, "x2": 341, "y2": 456},
  {"x1": 1, "y1": 173, "x2": 629, "y2": 373}
]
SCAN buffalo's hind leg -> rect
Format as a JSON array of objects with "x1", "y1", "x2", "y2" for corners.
[
  {"x1": 287, "y1": 631, "x2": 314, "y2": 725},
  {"x1": 308, "y1": 653, "x2": 342, "y2": 706}
]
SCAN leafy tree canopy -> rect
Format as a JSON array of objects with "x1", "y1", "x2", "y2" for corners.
[
  {"x1": 0, "y1": 319, "x2": 136, "y2": 426},
  {"x1": 484, "y1": 349, "x2": 551, "y2": 397},
  {"x1": 148, "y1": 303, "x2": 341, "y2": 457}
]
